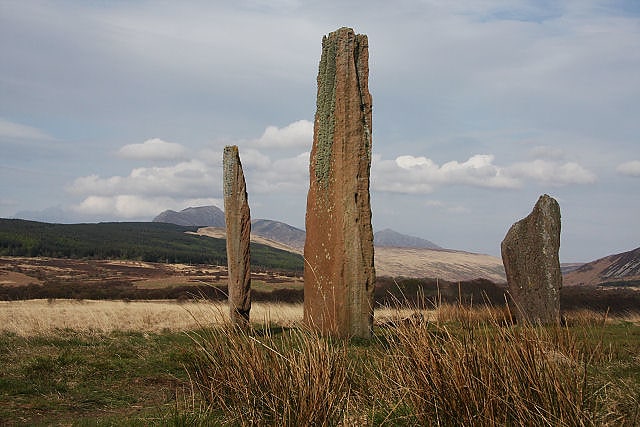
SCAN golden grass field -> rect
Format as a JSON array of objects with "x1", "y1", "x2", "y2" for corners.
[
  {"x1": 1, "y1": 298, "x2": 638, "y2": 425},
  {"x1": 2, "y1": 298, "x2": 637, "y2": 337},
  {"x1": 0, "y1": 300, "x2": 304, "y2": 336}
]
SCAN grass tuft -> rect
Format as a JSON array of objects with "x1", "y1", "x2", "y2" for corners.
[{"x1": 186, "y1": 325, "x2": 350, "y2": 425}]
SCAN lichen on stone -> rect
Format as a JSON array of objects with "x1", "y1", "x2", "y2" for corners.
[
  {"x1": 313, "y1": 33, "x2": 338, "y2": 188},
  {"x1": 222, "y1": 146, "x2": 239, "y2": 198}
]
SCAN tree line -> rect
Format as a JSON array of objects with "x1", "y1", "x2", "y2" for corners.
[{"x1": 0, "y1": 219, "x2": 303, "y2": 272}]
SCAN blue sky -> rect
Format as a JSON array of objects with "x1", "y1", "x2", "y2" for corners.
[{"x1": 1, "y1": 0, "x2": 638, "y2": 263}]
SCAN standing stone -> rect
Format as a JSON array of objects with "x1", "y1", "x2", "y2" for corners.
[
  {"x1": 223, "y1": 145, "x2": 251, "y2": 328},
  {"x1": 304, "y1": 27, "x2": 375, "y2": 338},
  {"x1": 501, "y1": 194, "x2": 562, "y2": 325}
]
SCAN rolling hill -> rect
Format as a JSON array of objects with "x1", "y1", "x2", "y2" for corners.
[
  {"x1": 374, "y1": 228, "x2": 442, "y2": 250},
  {"x1": 373, "y1": 247, "x2": 505, "y2": 283},
  {"x1": 563, "y1": 246, "x2": 640, "y2": 287},
  {"x1": 152, "y1": 206, "x2": 505, "y2": 282},
  {"x1": 0, "y1": 219, "x2": 303, "y2": 272}
]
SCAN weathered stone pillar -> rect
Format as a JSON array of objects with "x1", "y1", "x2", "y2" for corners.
[
  {"x1": 304, "y1": 27, "x2": 375, "y2": 338},
  {"x1": 223, "y1": 145, "x2": 251, "y2": 328},
  {"x1": 501, "y1": 194, "x2": 562, "y2": 325}
]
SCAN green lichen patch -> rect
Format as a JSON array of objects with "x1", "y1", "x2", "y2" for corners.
[
  {"x1": 313, "y1": 34, "x2": 338, "y2": 188},
  {"x1": 223, "y1": 145, "x2": 239, "y2": 198}
]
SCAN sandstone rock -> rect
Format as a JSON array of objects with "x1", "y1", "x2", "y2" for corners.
[
  {"x1": 304, "y1": 27, "x2": 375, "y2": 338},
  {"x1": 223, "y1": 145, "x2": 251, "y2": 328},
  {"x1": 501, "y1": 194, "x2": 562, "y2": 324}
]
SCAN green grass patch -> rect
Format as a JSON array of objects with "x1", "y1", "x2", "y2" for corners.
[
  {"x1": 1, "y1": 310, "x2": 639, "y2": 425},
  {"x1": 0, "y1": 330, "x2": 193, "y2": 425}
]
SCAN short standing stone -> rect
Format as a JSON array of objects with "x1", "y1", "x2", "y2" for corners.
[
  {"x1": 304, "y1": 27, "x2": 375, "y2": 338},
  {"x1": 223, "y1": 145, "x2": 251, "y2": 328},
  {"x1": 501, "y1": 194, "x2": 562, "y2": 324}
]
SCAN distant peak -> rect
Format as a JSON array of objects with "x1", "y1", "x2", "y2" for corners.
[
  {"x1": 152, "y1": 205, "x2": 224, "y2": 227},
  {"x1": 374, "y1": 228, "x2": 442, "y2": 250}
]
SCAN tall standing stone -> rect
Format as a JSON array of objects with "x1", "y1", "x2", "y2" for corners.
[
  {"x1": 223, "y1": 145, "x2": 251, "y2": 328},
  {"x1": 501, "y1": 194, "x2": 562, "y2": 325},
  {"x1": 304, "y1": 27, "x2": 375, "y2": 338}
]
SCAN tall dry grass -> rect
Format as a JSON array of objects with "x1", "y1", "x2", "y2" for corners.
[
  {"x1": 0, "y1": 299, "x2": 303, "y2": 336},
  {"x1": 372, "y1": 314, "x2": 603, "y2": 425},
  {"x1": 187, "y1": 325, "x2": 351, "y2": 426},
  {"x1": 184, "y1": 302, "x2": 639, "y2": 425}
]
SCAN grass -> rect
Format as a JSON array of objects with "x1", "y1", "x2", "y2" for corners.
[
  {"x1": 188, "y1": 326, "x2": 351, "y2": 426},
  {"x1": 0, "y1": 299, "x2": 303, "y2": 336},
  {"x1": 0, "y1": 329, "x2": 192, "y2": 425},
  {"x1": 0, "y1": 301, "x2": 638, "y2": 425}
]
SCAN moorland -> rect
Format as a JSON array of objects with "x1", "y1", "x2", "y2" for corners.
[{"x1": 0, "y1": 218, "x2": 639, "y2": 424}]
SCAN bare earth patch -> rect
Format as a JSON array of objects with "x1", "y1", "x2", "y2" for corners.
[
  {"x1": 0, "y1": 256, "x2": 302, "y2": 292},
  {"x1": 0, "y1": 270, "x2": 42, "y2": 286}
]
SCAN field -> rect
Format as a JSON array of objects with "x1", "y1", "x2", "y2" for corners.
[
  {"x1": 0, "y1": 256, "x2": 303, "y2": 302},
  {"x1": 1, "y1": 299, "x2": 639, "y2": 425},
  {"x1": 1, "y1": 256, "x2": 639, "y2": 424}
]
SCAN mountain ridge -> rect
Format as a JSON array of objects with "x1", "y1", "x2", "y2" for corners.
[
  {"x1": 563, "y1": 246, "x2": 640, "y2": 286},
  {"x1": 152, "y1": 206, "x2": 445, "y2": 251},
  {"x1": 153, "y1": 206, "x2": 225, "y2": 227},
  {"x1": 374, "y1": 228, "x2": 442, "y2": 250}
]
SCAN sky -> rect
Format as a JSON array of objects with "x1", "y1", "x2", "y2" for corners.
[{"x1": 1, "y1": 0, "x2": 639, "y2": 263}]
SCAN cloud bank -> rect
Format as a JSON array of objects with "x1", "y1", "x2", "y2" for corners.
[
  {"x1": 67, "y1": 119, "x2": 601, "y2": 219},
  {"x1": 617, "y1": 160, "x2": 640, "y2": 177},
  {"x1": 373, "y1": 153, "x2": 595, "y2": 194},
  {"x1": 0, "y1": 118, "x2": 54, "y2": 140},
  {"x1": 254, "y1": 120, "x2": 313, "y2": 148},
  {"x1": 117, "y1": 138, "x2": 188, "y2": 161}
]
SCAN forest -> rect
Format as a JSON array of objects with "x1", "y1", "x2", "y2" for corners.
[{"x1": 0, "y1": 219, "x2": 303, "y2": 271}]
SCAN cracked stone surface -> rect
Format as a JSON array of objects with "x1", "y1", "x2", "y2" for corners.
[
  {"x1": 223, "y1": 145, "x2": 251, "y2": 328},
  {"x1": 304, "y1": 27, "x2": 375, "y2": 338},
  {"x1": 501, "y1": 194, "x2": 562, "y2": 325}
]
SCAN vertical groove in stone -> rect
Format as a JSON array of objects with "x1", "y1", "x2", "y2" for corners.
[
  {"x1": 223, "y1": 145, "x2": 251, "y2": 328},
  {"x1": 304, "y1": 27, "x2": 375, "y2": 338},
  {"x1": 501, "y1": 194, "x2": 562, "y2": 325}
]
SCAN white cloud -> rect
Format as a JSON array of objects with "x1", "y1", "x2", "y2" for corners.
[
  {"x1": 617, "y1": 160, "x2": 640, "y2": 177},
  {"x1": 68, "y1": 160, "x2": 217, "y2": 198},
  {"x1": 238, "y1": 148, "x2": 272, "y2": 170},
  {"x1": 373, "y1": 154, "x2": 520, "y2": 194},
  {"x1": 372, "y1": 153, "x2": 597, "y2": 194},
  {"x1": 66, "y1": 129, "x2": 311, "y2": 220},
  {"x1": 506, "y1": 160, "x2": 597, "y2": 185},
  {"x1": 72, "y1": 195, "x2": 222, "y2": 219},
  {"x1": 251, "y1": 152, "x2": 310, "y2": 193},
  {"x1": 254, "y1": 120, "x2": 313, "y2": 148},
  {"x1": 0, "y1": 118, "x2": 54, "y2": 140},
  {"x1": 117, "y1": 138, "x2": 187, "y2": 161}
]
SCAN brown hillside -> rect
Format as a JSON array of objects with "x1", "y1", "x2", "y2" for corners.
[
  {"x1": 193, "y1": 228, "x2": 506, "y2": 282},
  {"x1": 563, "y1": 247, "x2": 640, "y2": 286}
]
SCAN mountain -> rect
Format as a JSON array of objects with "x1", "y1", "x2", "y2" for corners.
[
  {"x1": 560, "y1": 263, "x2": 584, "y2": 275},
  {"x1": 153, "y1": 206, "x2": 225, "y2": 227},
  {"x1": 374, "y1": 228, "x2": 443, "y2": 250},
  {"x1": 251, "y1": 219, "x2": 306, "y2": 251},
  {"x1": 153, "y1": 207, "x2": 502, "y2": 281},
  {"x1": 563, "y1": 246, "x2": 640, "y2": 286}
]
